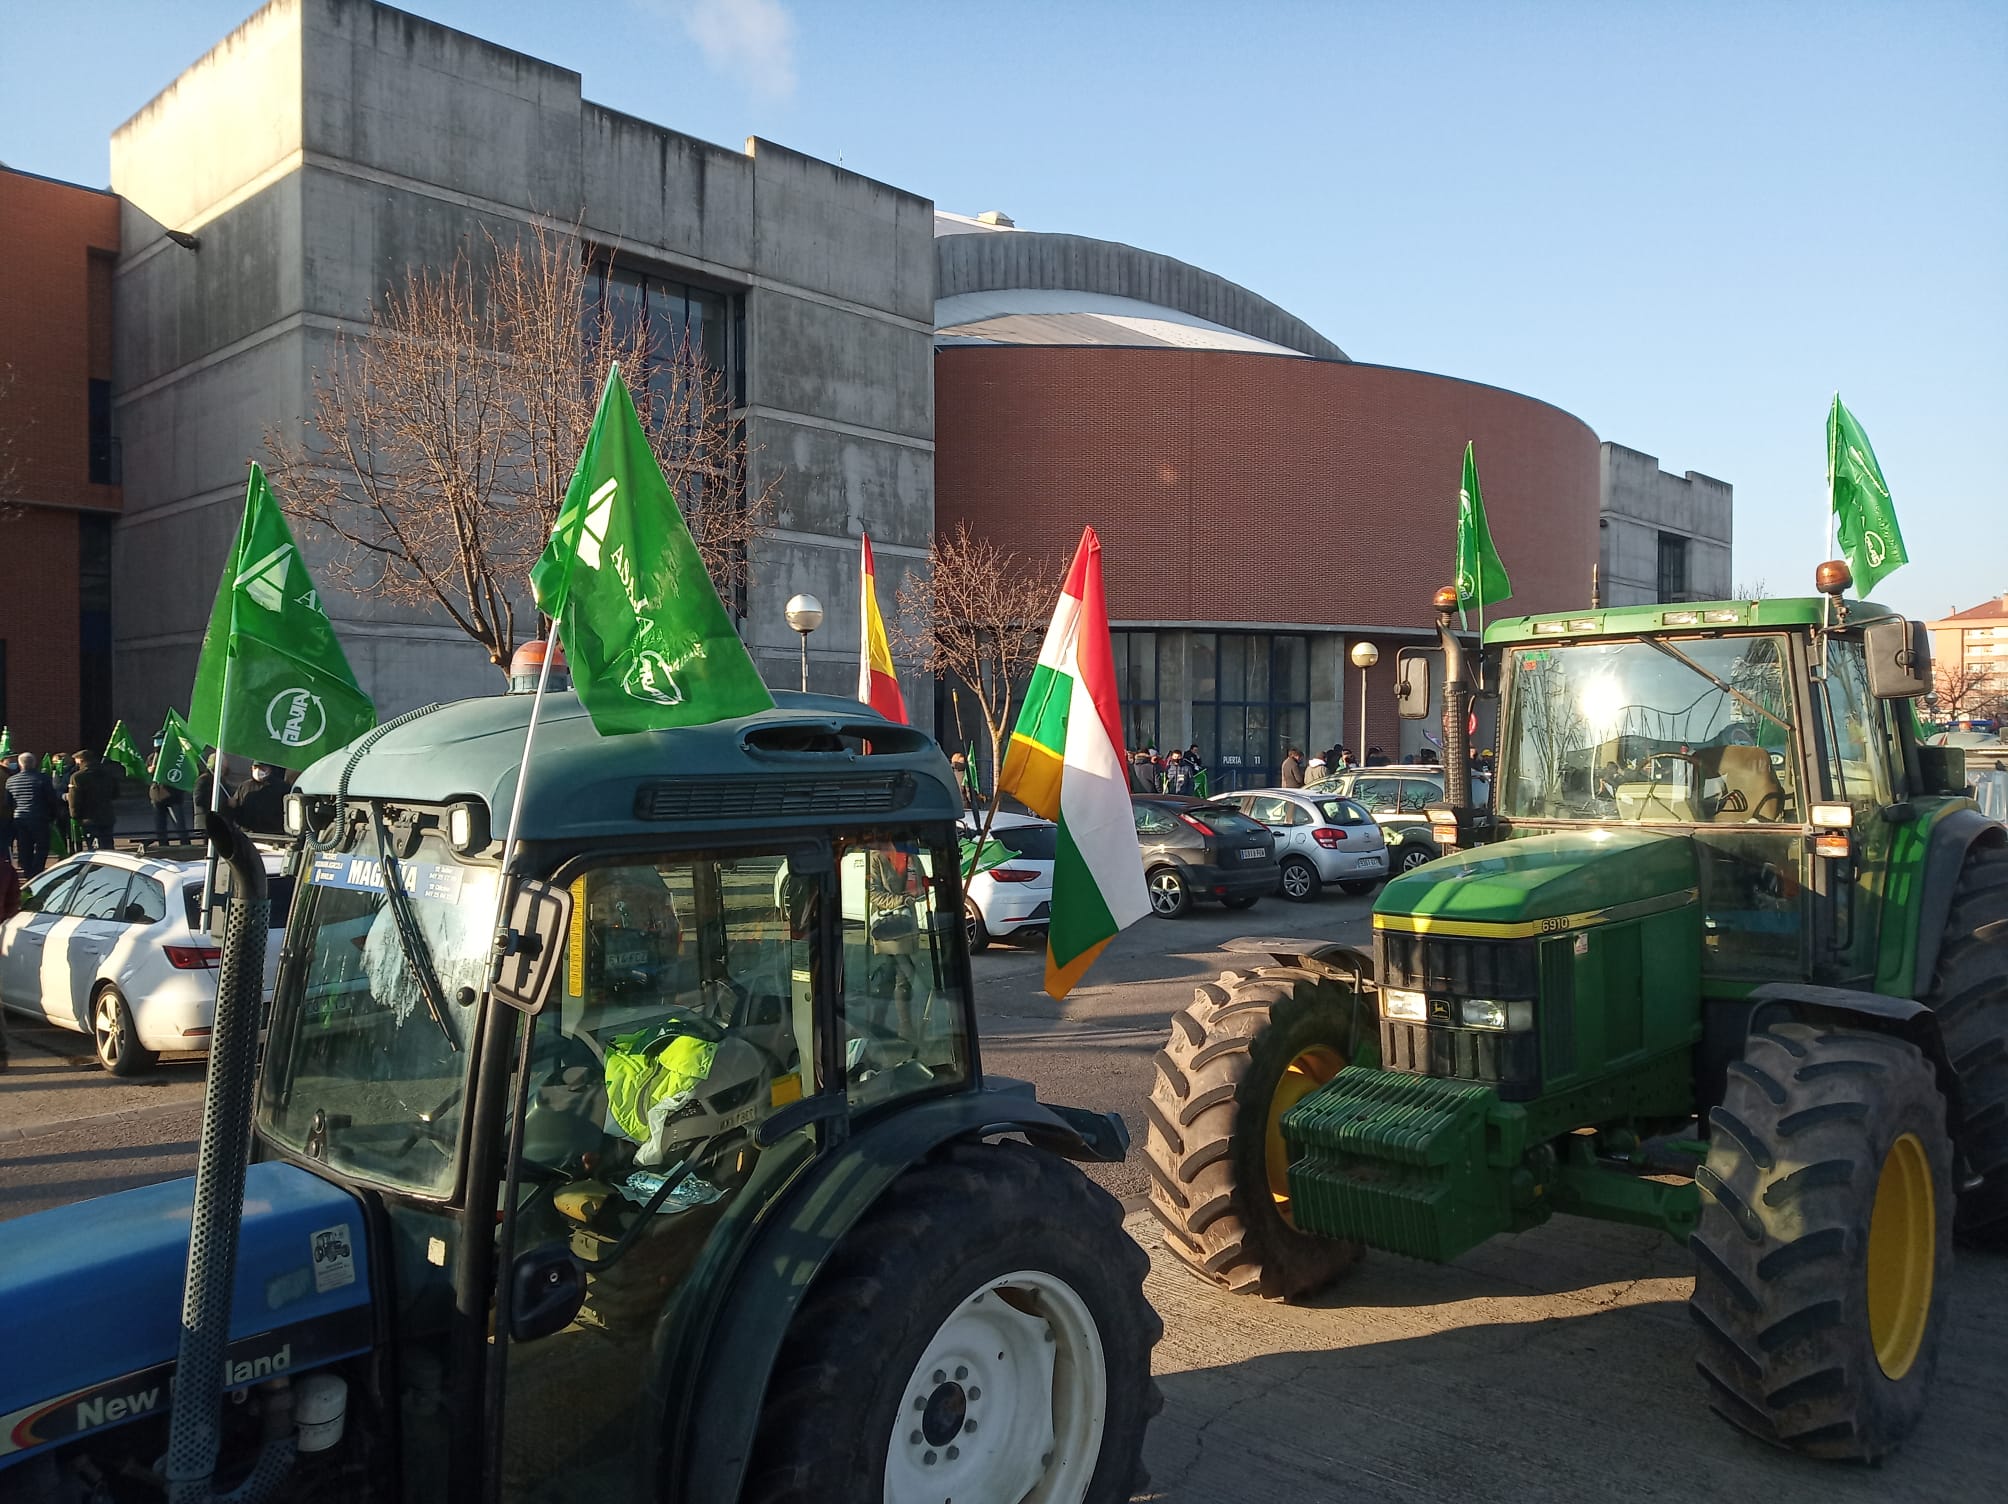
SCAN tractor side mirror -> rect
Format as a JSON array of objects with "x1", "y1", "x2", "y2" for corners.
[
  {"x1": 509, "y1": 1243, "x2": 586, "y2": 1342},
  {"x1": 491, "y1": 877, "x2": 574, "y2": 1014},
  {"x1": 1864, "y1": 618, "x2": 1930, "y2": 700},
  {"x1": 1395, "y1": 654, "x2": 1431, "y2": 720}
]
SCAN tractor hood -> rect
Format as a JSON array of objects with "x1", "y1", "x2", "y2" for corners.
[
  {"x1": 1374, "y1": 828, "x2": 1698, "y2": 932},
  {"x1": 0, "y1": 1161, "x2": 373, "y2": 1468}
]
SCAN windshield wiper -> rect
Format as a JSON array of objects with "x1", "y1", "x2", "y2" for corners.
[
  {"x1": 371, "y1": 805, "x2": 460, "y2": 1053},
  {"x1": 1639, "y1": 635, "x2": 1792, "y2": 738}
]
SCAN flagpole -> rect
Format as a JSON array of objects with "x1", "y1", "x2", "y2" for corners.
[
  {"x1": 198, "y1": 654, "x2": 234, "y2": 934},
  {"x1": 496, "y1": 618, "x2": 564, "y2": 888}
]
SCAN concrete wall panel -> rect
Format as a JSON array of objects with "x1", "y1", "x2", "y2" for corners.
[
  {"x1": 746, "y1": 139, "x2": 933, "y2": 323},
  {"x1": 750, "y1": 291, "x2": 931, "y2": 440},
  {"x1": 753, "y1": 417, "x2": 932, "y2": 550},
  {"x1": 581, "y1": 106, "x2": 753, "y2": 269}
]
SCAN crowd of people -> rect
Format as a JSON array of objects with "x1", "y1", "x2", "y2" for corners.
[{"x1": 0, "y1": 740, "x2": 296, "y2": 880}]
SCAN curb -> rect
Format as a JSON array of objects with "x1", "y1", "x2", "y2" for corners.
[{"x1": 0, "y1": 1097, "x2": 203, "y2": 1145}]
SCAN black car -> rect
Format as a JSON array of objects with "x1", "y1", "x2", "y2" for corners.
[{"x1": 1130, "y1": 795, "x2": 1279, "y2": 918}]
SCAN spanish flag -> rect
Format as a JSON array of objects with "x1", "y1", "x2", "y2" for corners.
[
  {"x1": 857, "y1": 533, "x2": 906, "y2": 723},
  {"x1": 999, "y1": 527, "x2": 1150, "y2": 998}
]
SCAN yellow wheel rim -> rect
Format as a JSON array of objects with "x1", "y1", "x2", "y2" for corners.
[
  {"x1": 1266, "y1": 1047, "x2": 1345, "y2": 1224},
  {"x1": 1865, "y1": 1131, "x2": 1936, "y2": 1381}
]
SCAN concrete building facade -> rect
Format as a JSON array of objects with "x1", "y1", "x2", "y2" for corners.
[
  {"x1": 0, "y1": 167, "x2": 123, "y2": 754},
  {"x1": 108, "y1": 0, "x2": 935, "y2": 731},
  {"x1": 1597, "y1": 442, "x2": 1733, "y2": 607}
]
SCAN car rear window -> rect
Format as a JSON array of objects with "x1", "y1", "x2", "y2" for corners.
[
  {"x1": 1313, "y1": 798, "x2": 1372, "y2": 826},
  {"x1": 991, "y1": 824, "x2": 1058, "y2": 861},
  {"x1": 1192, "y1": 804, "x2": 1266, "y2": 836},
  {"x1": 183, "y1": 874, "x2": 298, "y2": 932}
]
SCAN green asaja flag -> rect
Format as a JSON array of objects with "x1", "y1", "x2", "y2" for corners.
[
  {"x1": 1828, "y1": 396, "x2": 1908, "y2": 597},
  {"x1": 530, "y1": 366, "x2": 773, "y2": 735},
  {"x1": 154, "y1": 707, "x2": 205, "y2": 794},
  {"x1": 189, "y1": 463, "x2": 376, "y2": 770},
  {"x1": 1454, "y1": 441, "x2": 1512, "y2": 626},
  {"x1": 0, "y1": 727, "x2": 10, "y2": 758},
  {"x1": 105, "y1": 719, "x2": 147, "y2": 778}
]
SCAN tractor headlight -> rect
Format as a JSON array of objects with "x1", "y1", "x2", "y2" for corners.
[
  {"x1": 444, "y1": 800, "x2": 490, "y2": 855},
  {"x1": 283, "y1": 792, "x2": 307, "y2": 837},
  {"x1": 1383, "y1": 988, "x2": 1427, "y2": 1022},
  {"x1": 1459, "y1": 998, "x2": 1508, "y2": 1030}
]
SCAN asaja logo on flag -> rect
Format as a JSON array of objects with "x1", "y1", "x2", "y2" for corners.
[
  {"x1": 1456, "y1": 569, "x2": 1475, "y2": 597},
  {"x1": 237, "y1": 544, "x2": 293, "y2": 611},
  {"x1": 622, "y1": 649, "x2": 685, "y2": 706},
  {"x1": 266, "y1": 688, "x2": 327, "y2": 747},
  {"x1": 577, "y1": 477, "x2": 617, "y2": 571},
  {"x1": 1864, "y1": 532, "x2": 1887, "y2": 567}
]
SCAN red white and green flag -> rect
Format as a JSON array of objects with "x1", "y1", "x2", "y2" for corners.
[
  {"x1": 857, "y1": 532, "x2": 906, "y2": 723},
  {"x1": 998, "y1": 527, "x2": 1149, "y2": 998}
]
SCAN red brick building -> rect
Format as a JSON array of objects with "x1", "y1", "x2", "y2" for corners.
[
  {"x1": 0, "y1": 167, "x2": 122, "y2": 756},
  {"x1": 933, "y1": 216, "x2": 1600, "y2": 780}
]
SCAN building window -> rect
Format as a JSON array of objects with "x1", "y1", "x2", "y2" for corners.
[
  {"x1": 1190, "y1": 632, "x2": 1309, "y2": 792},
  {"x1": 79, "y1": 513, "x2": 112, "y2": 746},
  {"x1": 1656, "y1": 532, "x2": 1689, "y2": 603},
  {"x1": 1110, "y1": 631, "x2": 1158, "y2": 753},
  {"x1": 583, "y1": 260, "x2": 738, "y2": 424},
  {"x1": 87, "y1": 378, "x2": 116, "y2": 484}
]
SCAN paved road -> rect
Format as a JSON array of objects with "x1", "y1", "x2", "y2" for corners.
[{"x1": 974, "y1": 888, "x2": 1375, "y2": 1202}]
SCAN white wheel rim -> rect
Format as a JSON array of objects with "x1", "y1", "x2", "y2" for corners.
[
  {"x1": 1282, "y1": 863, "x2": 1311, "y2": 897},
  {"x1": 1402, "y1": 848, "x2": 1430, "y2": 871},
  {"x1": 884, "y1": 1269, "x2": 1106, "y2": 1504},
  {"x1": 95, "y1": 995, "x2": 120, "y2": 1063},
  {"x1": 1149, "y1": 873, "x2": 1182, "y2": 914}
]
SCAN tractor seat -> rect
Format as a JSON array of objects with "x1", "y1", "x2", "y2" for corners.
[{"x1": 1698, "y1": 745, "x2": 1786, "y2": 823}]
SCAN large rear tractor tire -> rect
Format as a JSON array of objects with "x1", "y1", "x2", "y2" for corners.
[
  {"x1": 1920, "y1": 841, "x2": 2008, "y2": 1243},
  {"x1": 1143, "y1": 964, "x2": 1379, "y2": 1299},
  {"x1": 1690, "y1": 1020, "x2": 1954, "y2": 1462},
  {"x1": 744, "y1": 1140, "x2": 1161, "y2": 1504}
]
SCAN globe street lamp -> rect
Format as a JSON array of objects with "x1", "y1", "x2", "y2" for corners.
[
  {"x1": 1349, "y1": 640, "x2": 1380, "y2": 759},
  {"x1": 784, "y1": 593, "x2": 824, "y2": 691}
]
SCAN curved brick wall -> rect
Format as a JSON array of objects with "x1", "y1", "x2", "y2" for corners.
[{"x1": 935, "y1": 346, "x2": 1601, "y2": 630}]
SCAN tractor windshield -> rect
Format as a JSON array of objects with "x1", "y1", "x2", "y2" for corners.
[
  {"x1": 259, "y1": 830, "x2": 500, "y2": 1197},
  {"x1": 1500, "y1": 633, "x2": 1801, "y2": 825}
]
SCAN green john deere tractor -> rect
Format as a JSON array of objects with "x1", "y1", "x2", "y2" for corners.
[{"x1": 1144, "y1": 566, "x2": 2007, "y2": 1462}]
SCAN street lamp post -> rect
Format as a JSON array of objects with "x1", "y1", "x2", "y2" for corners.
[
  {"x1": 784, "y1": 593, "x2": 824, "y2": 692},
  {"x1": 1349, "y1": 640, "x2": 1380, "y2": 758}
]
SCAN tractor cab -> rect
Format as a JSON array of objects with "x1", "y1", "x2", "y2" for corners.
[{"x1": 2, "y1": 690, "x2": 1156, "y2": 1504}]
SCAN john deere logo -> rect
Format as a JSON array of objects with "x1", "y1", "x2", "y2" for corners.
[
  {"x1": 1863, "y1": 531, "x2": 1887, "y2": 568},
  {"x1": 623, "y1": 650, "x2": 685, "y2": 706},
  {"x1": 237, "y1": 545, "x2": 294, "y2": 612},
  {"x1": 266, "y1": 689, "x2": 326, "y2": 747}
]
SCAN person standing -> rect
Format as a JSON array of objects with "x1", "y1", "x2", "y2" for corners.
[
  {"x1": 67, "y1": 748, "x2": 119, "y2": 851},
  {"x1": 1303, "y1": 751, "x2": 1327, "y2": 785},
  {"x1": 1279, "y1": 746, "x2": 1306, "y2": 788},
  {"x1": 1128, "y1": 749, "x2": 1161, "y2": 795},
  {"x1": 6, "y1": 753, "x2": 60, "y2": 877},
  {"x1": 148, "y1": 752, "x2": 191, "y2": 846},
  {"x1": 229, "y1": 762, "x2": 293, "y2": 836},
  {"x1": 1161, "y1": 748, "x2": 1194, "y2": 795}
]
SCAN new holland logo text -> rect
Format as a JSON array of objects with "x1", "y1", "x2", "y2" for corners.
[{"x1": 266, "y1": 688, "x2": 327, "y2": 747}]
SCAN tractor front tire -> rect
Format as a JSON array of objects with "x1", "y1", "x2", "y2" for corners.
[
  {"x1": 1143, "y1": 965, "x2": 1378, "y2": 1300},
  {"x1": 744, "y1": 1140, "x2": 1160, "y2": 1504},
  {"x1": 1921, "y1": 841, "x2": 2008, "y2": 1243},
  {"x1": 1690, "y1": 1019, "x2": 1953, "y2": 1462}
]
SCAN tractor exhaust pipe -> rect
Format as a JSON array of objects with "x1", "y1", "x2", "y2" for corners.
[
  {"x1": 1433, "y1": 588, "x2": 1473, "y2": 812},
  {"x1": 165, "y1": 812, "x2": 295, "y2": 1504}
]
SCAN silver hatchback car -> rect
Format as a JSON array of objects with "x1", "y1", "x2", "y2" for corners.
[{"x1": 1220, "y1": 789, "x2": 1388, "y2": 901}]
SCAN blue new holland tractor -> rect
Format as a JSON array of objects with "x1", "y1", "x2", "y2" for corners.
[{"x1": 0, "y1": 689, "x2": 1159, "y2": 1504}]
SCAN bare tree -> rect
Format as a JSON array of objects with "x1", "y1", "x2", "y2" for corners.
[
  {"x1": 1733, "y1": 579, "x2": 1773, "y2": 601},
  {"x1": 892, "y1": 521, "x2": 1056, "y2": 874},
  {"x1": 1933, "y1": 663, "x2": 2006, "y2": 724},
  {"x1": 269, "y1": 221, "x2": 773, "y2": 675}
]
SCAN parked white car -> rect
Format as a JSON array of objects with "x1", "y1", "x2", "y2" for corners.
[
  {"x1": 0, "y1": 848, "x2": 292, "y2": 1074},
  {"x1": 1220, "y1": 789, "x2": 1388, "y2": 901},
  {"x1": 960, "y1": 811, "x2": 1057, "y2": 952}
]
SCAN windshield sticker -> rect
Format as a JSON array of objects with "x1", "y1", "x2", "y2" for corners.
[{"x1": 310, "y1": 854, "x2": 465, "y2": 903}]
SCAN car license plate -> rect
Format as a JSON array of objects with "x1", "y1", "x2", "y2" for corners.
[
  {"x1": 1238, "y1": 848, "x2": 1263, "y2": 860},
  {"x1": 1357, "y1": 857, "x2": 1381, "y2": 869}
]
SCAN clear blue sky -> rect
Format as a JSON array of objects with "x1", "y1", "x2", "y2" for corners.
[{"x1": 4, "y1": 0, "x2": 2002, "y2": 621}]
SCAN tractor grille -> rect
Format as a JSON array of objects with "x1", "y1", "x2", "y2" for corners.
[
  {"x1": 1380, "y1": 1019, "x2": 1541, "y2": 1099},
  {"x1": 632, "y1": 773, "x2": 915, "y2": 822},
  {"x1": 1539, "y1": 937, "x2": 1576, "y2": 1079},
  {"x1": 1377, "y1": 931, "x2": 1537, "y2": 999}
]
